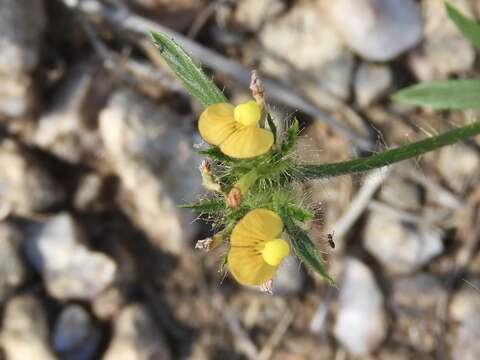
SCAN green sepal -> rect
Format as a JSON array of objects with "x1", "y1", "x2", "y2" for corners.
[
  {"x1": 150, "y1": 31, "x2": 227, "y2": 107},
  {"x1": 281, "y1": 120, "x2": 299, "y2": 155},
  {"x1": 281, "y1": 211, "x2": 335, "y2": 286},
  {"x1": 266, "y1": 112, "x2": 277, "y2": 144},
  {"x1": 286, "y1": 205, "x2": 314, "y2": 222},
  {"x1": 179, "y1": 198, "x2": 226, "y2": 214},
  {"x1": 219, "y1": 253, "x2": 228, "y2": 274},
  {"x1": 198, "y1": 147, "x2": 234, "y2": 164}
]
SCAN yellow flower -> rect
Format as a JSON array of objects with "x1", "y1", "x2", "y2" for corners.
[
  {"x1": 228, "y1": 209, "x2": 290, "y2": 286},
  {"x1": 198, "y1": 101, "x2": 274, "y2": 159}
]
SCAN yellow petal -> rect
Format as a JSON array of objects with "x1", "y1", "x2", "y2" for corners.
[
  {"x1": 230, "y1": 209, "x2": 283, "y2": 247},
  {"x1": 234, "y1": 101, "x2": 261, "y2": 126},
  {"x1": 198, "y1": 103, "x2": 237, "y2": 145},
  {"x1": 228, "y1": 247, "x2": 276, "y2": 285},
  {"x1": 220, "y1": 126, "x2": 273, "y2": 159}
]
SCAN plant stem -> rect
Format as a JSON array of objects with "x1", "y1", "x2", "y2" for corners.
[{"x1": 296, "y1": 120, "x2": 480, "y2": 181}]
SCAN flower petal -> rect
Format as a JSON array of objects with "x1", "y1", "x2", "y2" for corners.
[
  {"x1": 220, "y1": 126, "x2": 273, "y2": 159},
  {"x1": 228, "y1": 247, "x2": 276, "y2": 285},
  {"x1": 198, "y1": 103, "x2": 237, "y2": 145},
  {"x1": 230, "y1": 209, "x2": 283, "y2": 247}
]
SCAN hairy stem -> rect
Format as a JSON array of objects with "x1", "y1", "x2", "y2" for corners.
[{"x1": 296, "y1": 120, "x2": 480, "y2": 181}]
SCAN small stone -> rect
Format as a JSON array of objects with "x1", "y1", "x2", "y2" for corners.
[
  {"x1": 73, "y1": 173, "x2": 105, "y2": 212},
  {"x1": 235, "y1": 0, "x2": 285, "y2": 31},
  {"x1": 449, "y1": 282, "x2": 480, "y2": 323},
  {"x1": 0, "y1": 74, "x2": 36, "y2": 117},
  {"x1": 379, "y1": 176, "x2": 422, "y2": 211},
  {"x1": 53, "y1": 304, "x2": 102, "y2": 360},
  {"x1": 0, "y1": 140, "x2": 65, "y2": 214},
  {"x1": 364, "y1": 212, "x2": 444, "y2": 274},
  {"x1": 25, "y1": 213, "x2": 116, "y2": 300},
  {"x1": 0, "y1": 222, "x2": 28, "y2": 302},
  {"x1": 451, "y1": 315, "x2": 480, "y2": 360},
  {"x1": 435, "y1": 145, "x2": 479, "y2": 193},
  {"x1": 409, "y1": 0, "x2": 475, "y2": 80},
  {"x1": 272, "y1": 255, "x2": 304, "y2": 296},
  {"x1": 34, "y1": 63, "x2": 106, "y2": 164},
  {"x1": 392, "y1": 274, "x2": 444, "y2": 311},
  {"x1": 354, "y1": 63, "x2": 392, "y2": 108},
  {"x1": 103, "y1": 303, "x2": 172, "y2": 360},
  {"x1": 99, "y1": 89, "x2": 201, "y2": 254},
  {"x1": 259, "y1": 2, "x2": 354, "y2": 101},
  {"x1": 0, "y1": 0, "x2": 46, "y2": 116},
  {"x1": 92, "y1": 287, "x2": 126, "y2": 321},
  {"x1": 333, "y1": 257, "x2": 387, "y2": 356},
  {"x1": 1, "y1": 295, "x2": 56, "y2": 360},
  {"x1": 324, "y1": 0, "x2": 423, "y2": 61},
  {"x1": 391, "y1": 274, "x2": 445, "y2": 353}
]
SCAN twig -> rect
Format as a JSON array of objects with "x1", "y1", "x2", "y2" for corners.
[
  {"x1": 224, "y1": 307, "x2": 258, "y2": 360},
  {"x1": 257, "y1": 308, "x2": 294, "y2": 360},
  {"x1": 62, "y1": 0, "x2": 373, "y2": 151},
  {"x1": 309, "y1": 286, "x2": 336, "y2": 335},
  {"x1": 77, "y1": 9, "x2": 185, "y2": 93},
  {"x1": 435, "y1": 187, "x2": 480, "y2": 359},
  {"x1": 368, "y1": 200, "x2": 425, "y2": 225},
  {"x1": 405, "y1": 167, "x2": 462, "y2": 210},
  {"x1": 187, "y1": 0, "x2": 219, "y2": 39},
  {"x1": 330, "y1": 167, "x2": 392, "y2": 239}
]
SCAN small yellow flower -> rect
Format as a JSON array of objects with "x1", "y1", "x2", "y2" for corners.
[
  {"x1": 198, "y1": 101, "x2": 274, "y2": 159},
  {"x1": 228, "y1": 209, "x2": 290, "y2": 286}
]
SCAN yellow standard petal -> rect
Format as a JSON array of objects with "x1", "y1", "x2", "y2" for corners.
[
  {"x1": 230, "y1": 209, "x2": 284, "y2": 246},
  {"x1": 198, "y1": 103, "x2": 238, "y2": 145},
  {"x1": 220, "y1": 126, "x2": 274, "y2": 159}
]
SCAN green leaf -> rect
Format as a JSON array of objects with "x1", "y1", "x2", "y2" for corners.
[
  {"x1": 150, "y1": 31, "x2": 227, "y2": 107},
  {"x1": 179, "y1": 199, "x2": 226, "y2": 213},
  {"x1": 392, "y1": 80, "x2": 480, "y2": 110},
  {"x1": 281, "y1": 212, "x2": 335, "y2": 286},
  {"x1": 445, "y1": 2, "x2": 480, "y2": 49}
]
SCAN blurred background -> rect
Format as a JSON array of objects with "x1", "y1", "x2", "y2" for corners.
[{"x1": 0, "y1": 0, "x2": 479, "y2": 359}]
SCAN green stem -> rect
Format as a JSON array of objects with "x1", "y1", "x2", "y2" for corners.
[{"x1": 296, "y1": 120, "x2": 480, "y2": 181}]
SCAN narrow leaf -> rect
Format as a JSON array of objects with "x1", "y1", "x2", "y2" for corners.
[
  {"x1": 282, "y1": 212, "x2": 335, "y2": 286},
  {"x1": 151, "y1": 31, "x2": 227, "y2": 107},
  {"x1": 445, "y1": 2, "x2": 480, "y2": 49},
  {"x1": 392, "y1": 80, "x2": 480, "y2": 110}
]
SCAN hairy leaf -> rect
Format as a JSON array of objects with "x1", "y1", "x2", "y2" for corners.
[
  {"x1": 281, "y1": 212, "x2": 335, "y2": 286},
  {"x1": 151, "y1": 32, "x2": 227, "y2": 107}
]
